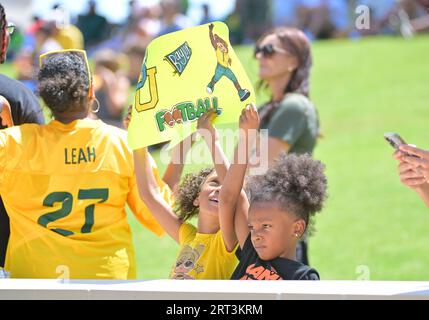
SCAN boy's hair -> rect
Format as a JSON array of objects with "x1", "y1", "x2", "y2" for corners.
[
  {"x1": 247, "y1": 153, "x2": 327, "y2": 230},
  {"x1": 38, "y1": 52, "x2": 90, "y2": 115},
  {"x1": 174, "y1": 167, "x2": 214, "y2": 221}
]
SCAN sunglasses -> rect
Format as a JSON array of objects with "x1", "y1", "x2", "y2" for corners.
[
  {"x1": 6, "y1": 22, "x2": 15, "y2": 35},
  {"x1": 254, "y1": 44, "x2": 288, "y2": 58},
  {"x1": 39, "y1": 49, "x2": 93, "y2": 96}
]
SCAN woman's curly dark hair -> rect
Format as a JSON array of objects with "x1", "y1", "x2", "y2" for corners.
[
  {"x1": 174, "y1": 167, "x2": 214, "y2": 221},
  {"x1": 38, "y1": 51, "x2": 90, "y2": 115},
  {"x1": 247, "y1": 153, "x2": 327, "y2": 231}
]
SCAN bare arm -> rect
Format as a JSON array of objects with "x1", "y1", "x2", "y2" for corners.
[
  {"x1": 219, "y1": 105, "x2": 260, "y2": 249},
  {"x1": 249, "y1": 135, "x2": 290, "y2": 171},
  {"x1": 416, "y1": 185, "x2": 429, "y2": 208},
  {"x1": 0, "y1": 95, "x2": 14, "y2": 127},
  {"x1": 220, "y1": 145, "x2": 250, "y2": 249},
  {"x1": 134, "y1": 147, "x2": 182, "y2": 243},
  {"x1": 395, "y1": 145, "x2": 429, "y2": 209},
  {"x1": 197, "y1": 109, "x2": 229, "y2": 182},
  {"x1": 197, "y1": 109, "x2": 238, "y2": 251},
  {"x1": 266, "y1": 136, "x2": 290, "y2": 166},
  {"x1": 163, "y1": 133, "x2": 196, "y2": 192},
  {"x1": 124, "y1": 105, "x2": 191, "y2": 193}
]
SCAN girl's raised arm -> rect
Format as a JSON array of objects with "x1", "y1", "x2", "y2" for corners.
[
  {"x1": 219, "y1": 105, "x2": 259, "y2": 249},
  {"x1": 133, "y1": 148, "x2": 182, "y2": 243}
]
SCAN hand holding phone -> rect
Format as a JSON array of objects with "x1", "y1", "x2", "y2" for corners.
[
  {"x1": 385, "y1": 132, "x2": 420, "y2": 159},
  {"x1": 384, "y1": 133, "x2": 407, "y2": 150}
]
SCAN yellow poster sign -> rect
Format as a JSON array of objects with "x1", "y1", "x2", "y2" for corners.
[{"x1": 127, "y1": 21, "x2": 255, "y2": 150}]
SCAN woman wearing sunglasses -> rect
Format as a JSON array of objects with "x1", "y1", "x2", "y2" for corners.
[
  {"x1": 252, "y1": 27, "x2": 319, "y2": 266},
  {"x1": 0, "y1": 50, "x2": 172, "y2": 279}
]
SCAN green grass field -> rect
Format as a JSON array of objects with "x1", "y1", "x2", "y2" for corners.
[
  {"x1": 128, "y1": 35, "x2": 429, "y2": 280},
  {"x1": 2, "y1": 35, "x2": 428, "y2": 280}
]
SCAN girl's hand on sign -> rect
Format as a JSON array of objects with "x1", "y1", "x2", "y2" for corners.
[
  {"x1": 239, "y1": 104, "x2": 259, "y2": 133},
  {"x1": 197, "y1": 108, "x2": 218, "y2": 141}
]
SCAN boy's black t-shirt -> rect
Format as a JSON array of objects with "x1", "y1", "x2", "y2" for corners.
[{"x1": 231, "y1": 235, "x2": 320, "y2": 280}]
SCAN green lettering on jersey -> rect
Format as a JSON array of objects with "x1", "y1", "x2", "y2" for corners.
[
  {"x1": 87, "y1": 147, "x2": 96, "y2": 162},
  {"x1": 65, "y1": 147, "x2": 96, "y2": 164}
]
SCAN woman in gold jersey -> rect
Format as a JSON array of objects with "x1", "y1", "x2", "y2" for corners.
[{"x1": 0, "y1": 50, "x2": 171, "y2": 279}]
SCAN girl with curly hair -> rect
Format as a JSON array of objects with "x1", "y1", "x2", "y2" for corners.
[
  {"x1": 253, "y1": 27, "x2": 319, "y2": 265},
  {"x1": 219, "y1": 106, "x2": 328, "y2": 280},
  {"x1": 134, "y1": 108, "x2": 248, "y2": 279}
]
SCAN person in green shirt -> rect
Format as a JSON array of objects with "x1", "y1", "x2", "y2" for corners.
[{"x1": 252, "y1": 27, "x2": 319, "y2": 266}]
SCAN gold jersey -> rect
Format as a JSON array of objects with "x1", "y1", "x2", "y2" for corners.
[{"x1": 0, "y1": 119, "x2": 171, "y2": 279}]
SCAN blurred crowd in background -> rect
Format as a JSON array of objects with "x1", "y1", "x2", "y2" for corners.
[{"x1": 4, "y1": 0, "x2": 429, "y2": 127}]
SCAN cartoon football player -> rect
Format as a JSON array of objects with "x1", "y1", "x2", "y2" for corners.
[{"x1": 206, "y1": 23, "x2": 250, "y2": 102}]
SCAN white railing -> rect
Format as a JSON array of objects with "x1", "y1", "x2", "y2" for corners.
[{"x1": 1, "y1": 279, "x2": 429, "y2": 300}]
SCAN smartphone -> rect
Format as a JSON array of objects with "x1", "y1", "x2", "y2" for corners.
[{"x1": 384, "y1": 133, "x2": 407, "y2": 150}]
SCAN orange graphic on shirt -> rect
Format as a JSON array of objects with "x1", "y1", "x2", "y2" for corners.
[{"x1": 240, "y1": 264, "x2": 283, "y2": 280}]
